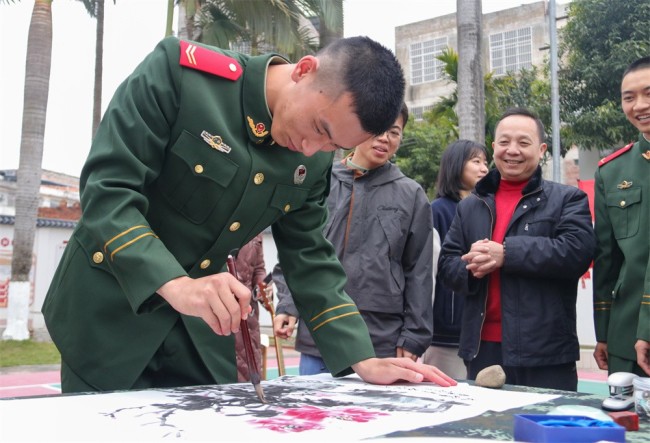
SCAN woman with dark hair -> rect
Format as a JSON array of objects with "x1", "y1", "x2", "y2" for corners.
[{"x1": 422, "y1": 140, "x2": 489, "y2": 379}]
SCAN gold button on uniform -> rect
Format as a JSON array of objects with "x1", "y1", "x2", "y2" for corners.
[
  {"x1": 620, "y1": 200, "x2": 626, "y2": 207},
  {"x1": 92, "y1": 252, "x2": 104, "y2": 264},
  {"x1": 229, "y1": 63, "x2": 237, "y2": 72},
  {"x1": 194, "y1": 164, "x2": 204, "y2": 174},
  {"x1": 254, "y1": 173, "x2": 265, "y2": 185},
  {"x1": 284, "y1": 204, "x2": 291, "y2": 213},
  {"x1": 229, "y1": 222, "x2": 241, "y2": 232},
  {"x1": 200, "y1": 259, "x2": 211, "y2": 269}
]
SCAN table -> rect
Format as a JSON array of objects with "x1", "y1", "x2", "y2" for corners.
[
  {"x1": 390, "y1": 383, "x2": 649, "y2": 442},
  {"x1": 1, "y1": 376, "x2": 648, "y2": 441}
]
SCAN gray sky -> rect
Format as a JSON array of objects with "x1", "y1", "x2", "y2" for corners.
[{"x1": 1, "y1": 0, "x2": 551, "y2": 177}]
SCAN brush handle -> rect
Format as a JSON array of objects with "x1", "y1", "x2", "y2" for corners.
[
  {"x1": 239, "y1": 317, "x2": 261, "y2": 384},
  {"x1": 255, "y1": 281, "x2": 286, "y2": 376},
  {"x1": 226, "y1": 256, "x2": 261, "y2": 384}
]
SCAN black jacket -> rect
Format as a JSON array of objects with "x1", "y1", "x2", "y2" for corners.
[
  {"x1": 431, "y1": 196, "x2": 463, "y2": 347},
  {"x1": 438, "y1": 167, "x2": 595, "y2": 367}
]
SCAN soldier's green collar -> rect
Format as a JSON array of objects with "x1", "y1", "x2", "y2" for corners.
[
  {"x1": 640, "y1": 132, "x2": 650, "y2": 146},
  {"x1": 242, "y1": 53, "x2": 289, "y2": 147}
]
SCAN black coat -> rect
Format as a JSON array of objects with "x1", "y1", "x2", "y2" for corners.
[
  {"x1": 438, "y1": 167, "x2": 595, "y2": 367},
  {"x1": 431, "y1": 196, "x2": 463, "y2": 347}
]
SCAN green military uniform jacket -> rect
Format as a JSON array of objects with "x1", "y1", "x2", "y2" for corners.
[
  {"x1": 593, "y1": 133, "x2": 650, "y2": 362},
  {"x1": 42, "y1": 37, "x2": 374, "y2": 391}
]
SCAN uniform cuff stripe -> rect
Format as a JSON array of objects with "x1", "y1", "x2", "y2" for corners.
[
  {"x1": 104, "y1": 225, "x2": 150, "y2": 252},
  {"x1": 312, "y1": 312, "x2": 361, "y2": 332},
  {"x1": 110, "y1": 232, "x2": 158, "y2": 260},
  {"x1": 310, "y1": 303, "x2": 356, "y2": 322}
]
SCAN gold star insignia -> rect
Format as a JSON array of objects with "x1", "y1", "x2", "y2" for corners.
[{"x1": 247, "y1": 116, "x2": 269, "y2": 138}]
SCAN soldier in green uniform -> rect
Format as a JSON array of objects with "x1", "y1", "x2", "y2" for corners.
[
  {"x1": 593, "y1": 56, "x2": 650, "y2": 376},
  {"x1": 42, "y1": 36, "x2": 456, "y2": 393}
]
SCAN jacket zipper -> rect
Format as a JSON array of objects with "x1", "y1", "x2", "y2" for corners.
[
  {"x1": 342, "y1": 171, "x2": 364, "y2": 256},
  {"x1": 508, "y1": 187, "x2": 542, "y2": 230},
  {"x1": 471, "y1": 193, "x2": 494, "y2": 359}
]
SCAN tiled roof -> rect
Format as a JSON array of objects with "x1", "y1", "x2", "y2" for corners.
[{"x1": 0, "y1": 215, "x2": 77, "y2": 229}]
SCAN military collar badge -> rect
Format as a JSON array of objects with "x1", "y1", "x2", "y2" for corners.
[
  {"x1": 642, "y1": 150, "x2": 650, "y2": 161},
  {"x1": 616, "y1": 180, "x2": 633, "y2": 190},
  {"x1": 294, "y1": 165, "x2": 307, "y2": 185},
  {"x1": 247, "y1": 116, "x2": 269, "y2": 138},
  {"x1": 201, "y1": 131, "x2": 232, "y2": 153}
]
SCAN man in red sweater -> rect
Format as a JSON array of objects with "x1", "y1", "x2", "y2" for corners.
[{"x1": 438, "y1": 108, "x2": 595, "y2": 391}]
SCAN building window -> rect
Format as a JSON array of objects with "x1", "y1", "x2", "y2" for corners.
[
  {"x1": 410, "y1": 37, "x2": 448, "y2": 85},
  {"x1": 411, "y1": 105, "x2": 435, "y2": 121},
  {"x1": 489, "y1": 27, "x2": 532, "y2": 75}
]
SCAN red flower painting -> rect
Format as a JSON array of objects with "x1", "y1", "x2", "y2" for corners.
[{"x1": 251, "y1": 405, "x2": 388, "y2": 433}]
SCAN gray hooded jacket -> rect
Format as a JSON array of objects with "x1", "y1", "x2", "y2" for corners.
[{"x1": 275, "y1": 160, "x2": 433, "y2": 359}]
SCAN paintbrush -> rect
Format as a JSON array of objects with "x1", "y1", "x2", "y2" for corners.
[{"x1": 226, "y1": 250, "x2": 267, "y2": 404}]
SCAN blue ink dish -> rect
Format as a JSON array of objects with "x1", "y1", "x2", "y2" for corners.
[{"x1": 513, "y1": 414, "x2": 625, "y2": 442}]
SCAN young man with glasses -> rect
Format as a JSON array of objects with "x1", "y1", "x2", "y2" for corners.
[{"x1": 274, "y1": 103, "x2": 435, "y2": 374}]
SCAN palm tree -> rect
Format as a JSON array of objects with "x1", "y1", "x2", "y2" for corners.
[
  {"x1": 201, "y1": 0, "x2": 315, "y2": 58},
  {"x1": 90, "y1": 0, "x2": 107, "y2": 137},
  {"x1": 91, "y1": 0, "x2": 109, "y2": 137},
  {"x1": 311, "y1": 0, "x2": 343, "y2": 49},
  {"x1": 2, "y1": 0, "x2": 93, "y2": 341},
  {"x1": 176, "y1": 0, "x2": 206, "y2": 40},
  {"x1": 2, "y1": 0, "x2": 54, "y2": 340},
  {"x1": 428, "y1": 48, "x2": 460, "y2": 134},
  {"x1": 175, "y1": 0, "x2": 342, "y2": 59},
  {"x1": 90, "y1": 0, "x2": 120, "y2": 139},
  {"x1": 456, "y1": 0, "x2": 485, "y2": 144}
]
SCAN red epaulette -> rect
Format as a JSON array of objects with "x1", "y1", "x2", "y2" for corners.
[
  {"x1": 598, "y1": 142, "x2": 634, "y2": 167},
  {"x1": 179, "y1": 40, "x2": 242, "y2": 81}
]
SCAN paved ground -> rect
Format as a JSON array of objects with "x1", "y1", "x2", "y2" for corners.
[{"x1": 0, "y1": 365, "x2": 63, "y2": 398}]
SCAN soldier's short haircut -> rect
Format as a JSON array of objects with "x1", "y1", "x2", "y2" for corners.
[
  {"x1": 622, "y1": 56, "x2": 650, "y2": 78},
  {"x1": 315, "y1": 36, "x2": 405, "y2": 136}
]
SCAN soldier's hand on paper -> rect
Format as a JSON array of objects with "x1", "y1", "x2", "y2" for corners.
[
  {"x1": 462, "y1": 239, "x2": 504, "y2": 279},
  {"x1": 352, "y1": 358, "x2": 457, "y2": 387},
  {"x1": 157, "y1": 274, "x2": 251, "y2": 336},
  {"x1": 274, "y1": 313, "x2": 297, "y2": 339}
]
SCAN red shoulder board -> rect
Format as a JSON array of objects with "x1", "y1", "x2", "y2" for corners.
[
  {"x1": 179, "y1": 40, "x2": 242, "y2": 81},
  {"x1": 598, "y1": 142, "x2": 634, "y2": 167}
]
